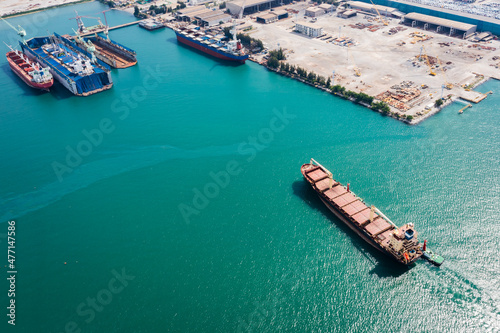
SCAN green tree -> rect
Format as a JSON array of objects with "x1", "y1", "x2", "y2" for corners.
[
  {"x1": 435, "y1": 98, "x2": 443, "y2": 107},
  {"x1": 307, "y1": 71, "x2": 316, "y2": 82},
  {"x1": 267, "y1": 57, "x2": 279, "y2": 69},
  {"x1": 219, "y1": 2, "x2": 226, "y2": 9},
  {"x1": 269, "y1": 48, "x2": 286, "y2": 61},
  {"x1": 134, "y1": 6, "x2": 140, "y2": 17},
  {"x1": 326, "y1": 77, "x2": 331, "y2": 88},
  {"x1": 406, "y1": 115, "x2": 414, "y2": 120}
]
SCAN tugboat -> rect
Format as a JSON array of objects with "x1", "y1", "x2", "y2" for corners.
[
  {"x1": 5, "y1": 46, "x2": 53, "y2": 91},
  {"x1": 301, "y1": 158, "x2": 427, "y2": 265}
]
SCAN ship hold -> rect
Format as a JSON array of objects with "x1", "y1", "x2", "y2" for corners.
[
  {"x1": 301, "y1": 159, "x2": 424, "y2": 265},
  {"x1": 6, "y1": 48, "x2": 53, "y2": 91},
  {"x1": 20, "y1": 33, "x2": 113, "y2": 96},
  {"x1": 174, "y1": 26, "x2": 248, "y2": 63}
]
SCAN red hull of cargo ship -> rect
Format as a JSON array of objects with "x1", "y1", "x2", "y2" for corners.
[
  {"x1": 6, "y1": 51, "x2": 53, "y2": 91},
  {"x1": 176, "y1": 35, "x2": 246, "y2": 64}
]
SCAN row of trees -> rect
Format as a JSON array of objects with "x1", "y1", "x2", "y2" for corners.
[
  {"x1": 268, "y1": 59, "x2": 394, "y2": 116},
  {"x1": 148, "y1": 4, "x2": 168, "y2": 14},
  {"x1": 237, "y1": 33, "x2": 264, "y2": 51}
]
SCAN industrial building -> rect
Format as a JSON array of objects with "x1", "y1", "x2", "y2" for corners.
[
  {"x1": 348, "y1": 1, "x2": 405, "y2": 18},
  {"x1": 176, "y1": 5, "x2": 210, "y2": 21},
  {"x1": 198, "y1": 12, "x2": 232, "y2": 26},
  {"x1": 176, "y1": 6, "x2": 231, "y2": 26},
  {"x1": 227, "y1": 0, "x2": 293, "y2": 16},
  {"x1": 402, "y1": 12, "x2": 477, "y2": 38},
  {"x1": 318, "y1": 3, "x2": 335, "y2": 13},
  {"x1": 256, "y1": 13, "x2": 278, "y2": 24},
  {"x1": 256, "y1": 9, "x2": 288, "y2": 24},
  {"x1": 305, "y1": 7, "x2": 325, "y2": 17},
  {"x1": 356, "y1": 0, "x2": 500, "y2": 35},
  {"x1": 295, "y1": 22, "x2": 323, "y2": 37},
  {"x1": 339, "y1": 9, "x2": 357, "y2": 19}
]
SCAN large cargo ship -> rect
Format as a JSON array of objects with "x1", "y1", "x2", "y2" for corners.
[
  {"x1": 174, "y1": 26, "x2": 248, "y2": 63},
  {"x1": 20, "y1": 33, "x2": 113, "y2": 96},
  {"x1": 74, "y1": 32, "x2": 137, "y2": 69},
  {"x1": 6, "y1": 49, "x2": 53, "y2": 91},
  {"x1": 301, "y1": 159, "x2": 424, "y2": 265}
]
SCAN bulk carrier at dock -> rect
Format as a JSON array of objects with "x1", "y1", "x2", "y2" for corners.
[
  {"x1": 174, "y1": 25, "x2": 248, "y2": 63},
  {"x1": 301, "y1": 159, "x2": 443, "y2": 266}
]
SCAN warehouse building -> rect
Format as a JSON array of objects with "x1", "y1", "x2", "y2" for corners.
[
  {"x1": 339, "y1": 9, "x2": 357, "y2": 19},
  {"x1": 227, "y1": 0, "x2": 293, "y2": 16},
  {"x1": 318, "y1": 3, "x2": 335, "y2": 13},
  {"x1": 295, "y1": 22, "x2": 323, "y2": 37},
  {"x1": 348, "y1": 1, "x2": 405, "y2": 18},
  {"x1": 256, "y1": 12, "x2": 278, "y2": 24},
  {"x1": 256, "y1": 9, "x2": 288, "y2": 24},
  {"x1": 305, "y1": 7, "x2": 325, "y2": 17},
  {"x1": 402, "y1": 12, "x2": 477, "y2": 38},
  {"x1": 197, "y1": 12, "x2": 232, "y2": 26},
  {"x1": 355, "y1": 0, "x2": 500, "y2": 35}
]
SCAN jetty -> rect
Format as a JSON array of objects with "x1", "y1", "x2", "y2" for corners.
[
  {"x1": 458, "y1": 103, "x2": 471, "y2": 114},
  {"x1": 78, "y1": 20, "x2": 142, "y2": 37}
]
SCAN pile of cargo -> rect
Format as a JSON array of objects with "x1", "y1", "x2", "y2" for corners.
[
  {"x1": 388, "y1": 27, "x2": 407, "y2": 35},
  {"x1": 376, "y1": 81, "x2": 421, "y2": 111},
  {"x1": 468, "y1": 44, "x2": 496, "y2": 51}
]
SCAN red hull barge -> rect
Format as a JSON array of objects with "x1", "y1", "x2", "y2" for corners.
[
  {"x1": 6, "y1": 51, "x2": 53, "y2": 91},
  {"x1": 301, "y1": 159, "x2": 423, "y2": 265}
]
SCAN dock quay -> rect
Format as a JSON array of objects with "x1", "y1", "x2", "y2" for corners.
[{"x1": 78, "y1": 20, "x2": 142, "y2": 37}]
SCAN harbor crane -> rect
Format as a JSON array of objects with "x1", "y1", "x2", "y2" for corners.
[
  {"x1": 0, "y1": 18, "x2": 26, "y2": 43},
  {"x1": 69, "y1": 10, "x2": 104, "y2": 33},
  {"x1": 99, "y1": 9, "x2": 113, "y2": 41},
  {"x1": 72, "y1": 28, "x2": 97, "y2": 63},
  {"x1": 436, "y1": 56, "x2": 453, "y2": 89},
  {"x1": 347, "y1": 46, "x2": 361, "y2": 77},
  {"x1": 370, "y1": 0, "x2": 388, "y2": 26},
  {"x1": 420, "y1": 45, "x2": 436, "y2": 76}
]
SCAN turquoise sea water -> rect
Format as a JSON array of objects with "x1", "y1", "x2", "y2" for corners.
[{"x1": 0, "y1": 2, "x2": 499, "y2": 332}]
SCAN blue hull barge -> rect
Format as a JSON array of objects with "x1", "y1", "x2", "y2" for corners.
[{"x1": 21, "y1": 33, "x2": 113, "y2": 96}]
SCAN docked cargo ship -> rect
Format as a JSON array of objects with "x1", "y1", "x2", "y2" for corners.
[
  {"x1": 6, "y1": 49, "x2": 53, "y2": 91},
  {"x1": 301, "y1": 159, "x2": 424, "y2": 265},
  {"x1": 74, "y1": 32, "x2": 137, "y2": 69},
  {"x1": 20, "y1": 33, "x2": 113, "y2": 96},
  {"x1": 174, "y1": 26, "x2": 249, "y2": 63}
]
